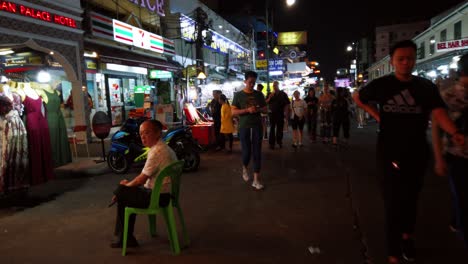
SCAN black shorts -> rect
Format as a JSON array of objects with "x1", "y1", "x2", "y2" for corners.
[{"x1": 290, "y1": 115, "x2": 305, "y2": 130}]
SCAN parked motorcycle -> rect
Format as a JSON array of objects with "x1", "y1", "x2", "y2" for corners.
[{"x1": 107, "y1": 117, "x2": 202, "y2": 174}]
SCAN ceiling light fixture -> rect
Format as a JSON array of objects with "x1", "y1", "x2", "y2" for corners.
[{"x1": 0, "y1": 50, "x2": 14, "y2": 55}]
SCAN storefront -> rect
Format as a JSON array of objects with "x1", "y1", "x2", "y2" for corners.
[
  {"x1": 83, "y1": 9, "x2": 179, "y2": 126},
  {"x1": 0, "y1": 0, "x2": 85, "y2": 192}
]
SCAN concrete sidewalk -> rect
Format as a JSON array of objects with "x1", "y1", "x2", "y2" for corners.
[{"x1": 0, "y1": 123, "x2": 466, "y2": 263}]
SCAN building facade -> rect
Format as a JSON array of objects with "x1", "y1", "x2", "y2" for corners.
[
  {"x1": 81, "y1": 0, "x2": 179, "y2": 126},
  {"x1": 413, "y1": 2, "x2": 468, "y2": 80},
  {"x1": 368, "y1": 2, "x2": 468, "y2": 82},
  {"x1": 164, "y1": 0, "x2": 252, "y2": 106},
  {"x1": 0, "y1": 0, "x2": 87, "y2": 134}
]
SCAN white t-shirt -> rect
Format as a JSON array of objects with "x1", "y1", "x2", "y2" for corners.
[
  {"x1": 291, "y1": 99, "x2": 308, "y2": 118},
  {"x1": 142, "y1": 140, "x2": 178, "y2": 192}
]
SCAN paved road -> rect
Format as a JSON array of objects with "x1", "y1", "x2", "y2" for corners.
[{"x1": 0, "y1": 124, "x2": 466, "y2": 263}]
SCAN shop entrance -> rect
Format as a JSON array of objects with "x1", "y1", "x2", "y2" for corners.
[{"x1": 105, "y1": 75, "x2": 137, "y2": 126}]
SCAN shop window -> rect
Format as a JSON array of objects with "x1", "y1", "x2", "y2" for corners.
[
  {"x1": 417, "y1": 42, "x2": 425, "y2": 59},
  {"x1": 440, "y1": 29, "x2": 447, "y2": 42},
  {"x1": 429, "y1": 36, "x2": 435, "y2": 55},
  {"x1": 454, "y1": 21, "x2": 462, "y2": 40}
]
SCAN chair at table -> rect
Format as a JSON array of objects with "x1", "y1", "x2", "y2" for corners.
[
  {"x1": 68, "y1": 125, "x2": 89, "y2": 158},
  {"x1": 122, "y1": 160, "x2": 190, "y2": 256}
]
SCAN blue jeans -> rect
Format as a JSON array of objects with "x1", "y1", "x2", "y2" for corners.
[{"x1": 239, "y1": 127, "x2": 263, "y2": 173}]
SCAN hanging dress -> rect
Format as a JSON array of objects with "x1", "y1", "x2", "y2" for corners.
[
  {"x1": 0, "y1": 92, "x2": 28, "y2": 193},
  {"x1": 23, "y1": 95, "x2": 54, "y2": 185},
  {"x1": 44, "y1": 90, "x2": 71, "y2": 167}
]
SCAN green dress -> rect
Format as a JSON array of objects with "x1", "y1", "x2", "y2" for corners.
[{"x1": 44, "y1": 90, "x2": 72, "y2": 167}]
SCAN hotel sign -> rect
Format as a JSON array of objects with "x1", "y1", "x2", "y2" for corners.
[
  {"x1": 127, "y1": 0, "x2": 165, "y2": 17},
  {"x1": 436, "y1": 37, "x2": 468, "y2": 52},
  {"x1": 0, "y1": 1, "x2": 77, "y2": 28}
]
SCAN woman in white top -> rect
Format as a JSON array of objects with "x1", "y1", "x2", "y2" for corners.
[{"x1": 290, "y1": 90, "x2": 308, "y2": 147}]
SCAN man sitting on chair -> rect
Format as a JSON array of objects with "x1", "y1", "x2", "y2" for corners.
[{"x1": 110, "y1": 119, "x2": 177, "y2": 248}]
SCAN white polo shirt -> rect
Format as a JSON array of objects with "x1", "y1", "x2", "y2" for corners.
[{"x1": 142, "y1": 140, "x2": 178, "y2": 192}]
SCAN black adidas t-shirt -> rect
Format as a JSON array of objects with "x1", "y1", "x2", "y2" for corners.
[{"x1": 359, "y1": 74, "x2": 446, "y2": 148}]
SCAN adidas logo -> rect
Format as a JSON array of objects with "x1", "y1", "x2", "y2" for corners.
[{"x1": 382, "y1": 89, "x2": 422, "y2": 113}]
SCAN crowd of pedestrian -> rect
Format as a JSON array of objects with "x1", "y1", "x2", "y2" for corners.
[{"x1": 107, "y1": 40, "x2": 467, "y2": 263}]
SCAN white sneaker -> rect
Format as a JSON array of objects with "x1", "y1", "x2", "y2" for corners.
[
  {"x1": 298, "y1": 142, "x2": 303, "y2": 147},
  {"x1": 252, "y1": 181, "x2": 264, "y2": 190},
  {"x1": 242, "y1": 167, "x2": 250, "y2": 182}
]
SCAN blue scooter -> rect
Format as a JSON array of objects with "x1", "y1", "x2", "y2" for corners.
[{"x1": 107, "y1": 117, "x2": 202, "y2": 174}]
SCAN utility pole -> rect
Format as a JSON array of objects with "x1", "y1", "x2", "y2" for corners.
[
  {"x1": 195, "y1": 7, "x2": 208, "y2": 76},
  {"x1": 265, "y1": 0, "x2": 270, "y2": 89}
]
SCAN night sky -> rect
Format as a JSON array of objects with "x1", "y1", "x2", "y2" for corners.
[{"x1": 218, "y1": 0, "x2": 467, "y2": 82}]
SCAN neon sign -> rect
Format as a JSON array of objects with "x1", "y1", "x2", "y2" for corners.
[
  {"x1": 128, "y1": 0, "x2": 165, "y2": 17},
  {"x1": 0, "y1": 1, "x2": 77, "y2": 28}
]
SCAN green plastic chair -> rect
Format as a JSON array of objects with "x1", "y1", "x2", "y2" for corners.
[{"x1": 122, "y1": 160, "x2": 189, "y2": 256}]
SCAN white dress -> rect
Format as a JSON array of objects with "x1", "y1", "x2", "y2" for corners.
[{"x1": 0, "y1": 92, "x2": 28, "y2": 193}]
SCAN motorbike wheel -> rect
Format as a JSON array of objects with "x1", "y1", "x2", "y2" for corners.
[
  {"x1": 107, "y1": 151, "x2": 130, "y2": 174},
  {"x1": 182, "y1": 148, "x2": 200, "y2": 172}
]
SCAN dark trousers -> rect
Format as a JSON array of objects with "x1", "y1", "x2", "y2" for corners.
[
  {"x1": 333, "y1": 116, "x2": 350, "y2": 139},
  {"x1": 113, "y1": 185, "x2": 170, "y2": 238},
  {"x1": 220, "y1": 133, "x2": 233, "y2": 150},
  {"x1": 214, "y1": 119, "x2": 222, "y2": 148},
  {"x1": 307, "y1": 112, "x2": 317, "y2": 139},
  {"x1": 239, "y1": 127, "x2": 262, "y2": 173},
  {"x1": 447, "y1": 154, "x2": 468, "y2": 247},
  {"x1": 269, "y1": 113, "x2": 284, "y2": 147},
  {"x1": 377, "y1": 142, "x2": 428, "y2": 257}
]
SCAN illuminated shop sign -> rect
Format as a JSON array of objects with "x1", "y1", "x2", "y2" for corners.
[
  {"x1": 436, "y1": 37, "x2": 468, "y2": 52},
  {"x1": 278, "y1": 31, "x2": 308, "y2": 46},
  {"x1": 149, "y1": 70, "x2": 172, "y2": 79},
  {"x1": 180, "y1": 14, "x2": 248, "y2": 59},
  {"x1": 128, "y1": 0, "x2": 165, "y2": 17},
  {"x1": 113, "y1": 19, "x2": 164, "y2": 53},
  {"x1": 0, "y1": 1, "x2": 77, "y2": 28},
  {"x1": 269, "y1": 59, "x2": 284, "y2": 72}
]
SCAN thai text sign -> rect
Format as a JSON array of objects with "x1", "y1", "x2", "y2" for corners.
[
  {"x1": 256, "y1": 60, "x2": 267, "y2": 68},
  {"x1": 0, "y1": 0, "x2": 77, "y2": 28},
  {"x1": 278, "y1": 31, "x2": 308, "y2": 46},
  {"x1": 436, "y1": 37, "x2": 468, "y2": 52}
]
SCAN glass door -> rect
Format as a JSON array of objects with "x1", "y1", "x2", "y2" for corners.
[{"x1": 106, "y1": 76, "x2": 124, "y2": 126}]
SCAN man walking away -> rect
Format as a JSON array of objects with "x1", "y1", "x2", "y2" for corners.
[{"x1": 266, "y1": 81, "x2": 290, "y2": 149}]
